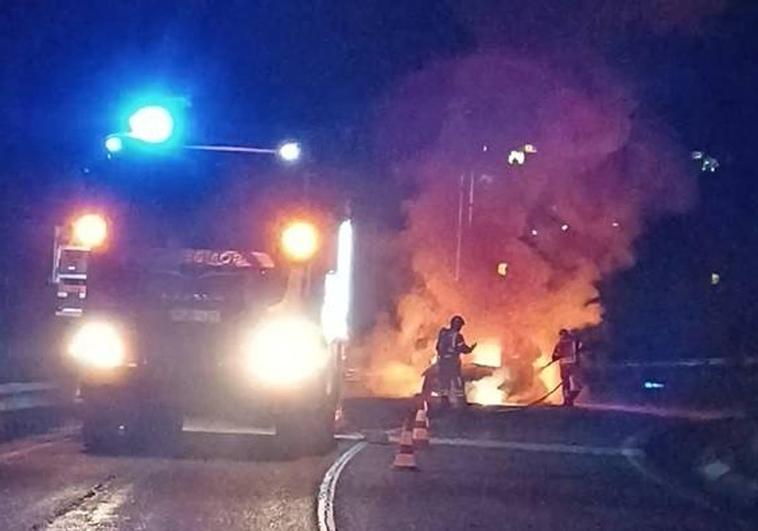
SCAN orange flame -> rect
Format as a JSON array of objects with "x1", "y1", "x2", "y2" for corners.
[{"x1": 358, "y1": 52, "x2": 693, "y2": 405}]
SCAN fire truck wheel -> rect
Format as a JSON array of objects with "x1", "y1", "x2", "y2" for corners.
[
  {"x1": 134, "y1": 406, "x2": 183, "y2": 456},
  {"x1": 275, "y1": 403, "x2": 336, "y2": 457},
  {"x1": 82, "y1": 416, "x2": 122, "y2": 454}
]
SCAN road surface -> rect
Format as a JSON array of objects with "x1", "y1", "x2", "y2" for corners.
[{"x1": 0, "y1": 399, "x2": 745, "y2": 530}]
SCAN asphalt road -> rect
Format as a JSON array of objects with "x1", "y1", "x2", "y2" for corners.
[{"x1": 0, "y1": 399, "x2": 746, "y2": 530}]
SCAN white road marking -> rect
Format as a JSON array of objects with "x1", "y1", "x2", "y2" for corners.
[
  {"x1": 317, "y1": 442, "x2": 367, "y2": 531},
  {"x1": 386, "y1": 435, "x2": 642, "y2": 457},
  {"x1": 620, "y1": 431, "x2": 734, "y2": 523},
  {"x1": 335, "y1": 432, "x2": 366, "y2": 441}
]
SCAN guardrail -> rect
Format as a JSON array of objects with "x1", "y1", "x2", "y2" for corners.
[
  {"x1": 587, "y1": 357, "x2": 758, "y2": 369},
  {"x1": 0, "y1": 382, "x2": 61, "y2": 411},
  {"x1": 0, "y1": 382, "x2": 67, "y2": 441}
]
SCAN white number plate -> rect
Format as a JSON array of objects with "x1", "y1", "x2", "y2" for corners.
[{"x1": 169, "y1": 308, "x2": 221, "y2": 323}]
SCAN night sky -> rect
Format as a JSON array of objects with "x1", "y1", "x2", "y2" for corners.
[{"x1": 0, "y1": 1, "x2": 757, "y2": 375}]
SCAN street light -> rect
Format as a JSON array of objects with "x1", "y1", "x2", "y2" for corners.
[
  {"x1": 105, "y1": 98, "x2": 302, "y2": 163},
  {"x1": 128, "y1": 105, "x2": 175, "y2": 144},
  {"x1": 277, "y1": 141, "x2": 302, "y2": 163},
  {"x1": 104, "y1": 135, "x2": 123, "y2": 154}
]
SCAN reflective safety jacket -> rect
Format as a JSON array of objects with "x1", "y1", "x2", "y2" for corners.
[
  {"x1": 552, "y1": 336, "x2": 582, "y2": 365},
  {"x1": 436, "y1": 327, "x2": 473, "y2": 360}
]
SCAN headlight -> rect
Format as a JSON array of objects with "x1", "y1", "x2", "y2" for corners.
[
  {"x1": 68, "y1": 321, "x2": 126, "y2": 369},
  {"x1": 243, "y1": 316, "x2": 328, "y2": 386}
]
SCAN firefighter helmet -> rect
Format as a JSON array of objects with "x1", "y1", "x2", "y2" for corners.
[{"x1": 450, "y1": 315, "x2": 465, "y2": 329}]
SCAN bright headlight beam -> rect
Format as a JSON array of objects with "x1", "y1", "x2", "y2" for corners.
[
  {"x1": 244, "y1": 316, "x2": 328, "y2": 386},
  {"x1": 68, "y1": 321, "x2": 126, "y2": 369}
]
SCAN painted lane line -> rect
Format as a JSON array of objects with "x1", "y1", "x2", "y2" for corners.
[
  {"x1": 317, "y1": 442, "x2": 368, "y2": 531},
  {"x1": 386, "y1": 435, "x2": 642, "y2": 457},
  {"x1": 620, "y1": 431, "x2": 735, "y2": 525},
  {"x1": 335, "y1": 432, "x2": 366, "y2": 442}
]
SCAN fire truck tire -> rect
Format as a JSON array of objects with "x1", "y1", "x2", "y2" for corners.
[
  {"x1": 275, "y1": 403, "x2": 336, "y2": 457},
  {"x1": 134, "y1": 406, "x2": 183, "y2": 456},
  {"x1": 82, "y1": 417, "x2": 122, "y2": 454}
]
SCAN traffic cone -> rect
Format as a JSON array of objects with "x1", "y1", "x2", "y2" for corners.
[
  {"x1": 412, "y1": 395, "x2": 430, "y2": 447},
  {"x1": 392, "y1": 416, "x2": 418, "y2": 471},
  {"x1": 334, "y1": 404, "x2": 347, "y2": 432}
]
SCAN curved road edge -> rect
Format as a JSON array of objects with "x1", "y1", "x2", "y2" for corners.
[{"x1": 318, "y1": 441, "x2": 368, "y2": 531}]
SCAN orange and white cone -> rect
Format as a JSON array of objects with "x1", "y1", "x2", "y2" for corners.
[
  {"x1": 421, "y1": 396, "x2": 430, "y2": 427},
  {"x1": 392, "y1": 416, "x2": 418, "y2": 471},
  {"x1": 412, "y1": 397, "x2": 430, "y2": 447},
  {"x1": 334, "y1": 404, "x2": 347, "y2": 432}
]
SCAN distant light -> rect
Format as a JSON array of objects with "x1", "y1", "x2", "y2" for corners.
[
  {"x1": 497, "y1": 262, "x2": 509, "y2": 277},
  {"x1": 530, "y1": 228, "x2": 539, "y2": 236},
  {"x1": 711, "y1": 272, "x2": 720, "y2": 286},
  {"x1": 128, "y1": 105, "x2": 174, "y2": 144},
  {"x1": 611, "y1": 221, "x2": 620, "y2": 228},
  {"x1": 643, "y1": 381, "x2": 665, "y2": 390},
  {"x1": 523, "y1": 143, "x2": 537, "y2": 154},
  {"x1": 508, "y1": 150, "x2": 525, "y2": 165},
  {"x1": 482, "y1": 144, "x2": 489, "y2": 152},
  {"x1": 691, "y1": 151, "x2": 704, "y2": 160},
  {"x1": 104, "y1": 135, "x2": 123, "y2": 154},
  {"x1": 277, "y1": 141, "x2": 301, "y2": 162},
  {"x1": 702, "y1": 156, "x2": 719, "y2": 173},
  {"x1": 561, "y1": 223, "x2": 570, "y2": 232}
]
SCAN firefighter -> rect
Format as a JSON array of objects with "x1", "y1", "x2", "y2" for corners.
[
  {"x1": 551, "y1": 329, "x2": 583, "y2": 406},
  {"x1": 435, "y1": 315, "x2": 477, "y2": 405}
]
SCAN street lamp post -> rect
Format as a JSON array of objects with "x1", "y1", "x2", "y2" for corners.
[
  {"x1": 183, "y1": 141, "x2": 302, "y2": 163},
  {"x1": 454, "y1": 171, "x2": 476, "y2": 282},
  {"x1": 105, "y1": 104, "x2": 302, "y2": 163}
]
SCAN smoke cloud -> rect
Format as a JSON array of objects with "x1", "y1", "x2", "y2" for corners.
[{"x1": 360, "y1": 52, "x2": 695, "y2": 402}]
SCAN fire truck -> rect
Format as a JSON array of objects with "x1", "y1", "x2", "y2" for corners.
[{"x1": 51, "y1": 209, "x2": 353, "y2": 456}]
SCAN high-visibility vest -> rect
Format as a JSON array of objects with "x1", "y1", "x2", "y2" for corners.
[
  {"x1": 436, "y1": 328, "x2": 459, "y2": 359},
  {"x1": 555, "y1": 338, "x2": 579, "y2": 365}
]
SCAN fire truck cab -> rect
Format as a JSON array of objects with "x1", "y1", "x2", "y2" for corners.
[{"x1": 51, "y1": 212, "x2": 353, "y2": 456}]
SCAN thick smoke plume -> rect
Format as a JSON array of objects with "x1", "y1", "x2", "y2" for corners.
[{"x1": 360, "y1": 52, "x2": 695, "y2": 402}]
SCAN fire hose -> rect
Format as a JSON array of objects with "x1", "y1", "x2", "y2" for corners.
[
  {"x1": 523, "y1": 379, "x2": 565, "y2": 408},
  {"x1": 423, "y1": 358, "x2": 571, "y2": 407},
  {"x1": 534, "y1": 358, "x2": 558, "y2": 374}
]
